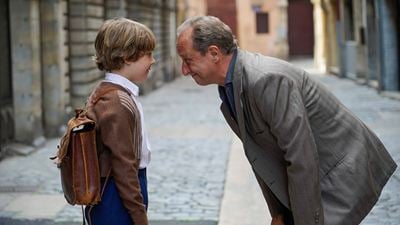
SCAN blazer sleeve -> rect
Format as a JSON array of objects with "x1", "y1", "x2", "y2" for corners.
[
  {"x1": 253, "y1": 170, "x2": 287, "y2": 217},
  {"x1": 95, "y1": 91, "x2": 148, "y2": 225},
  {"x1": 254, "y1": 74, "x2": 324, "y2": 225}
]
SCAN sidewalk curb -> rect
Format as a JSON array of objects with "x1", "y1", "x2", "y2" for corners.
[{"x1": 218, "y1": 135, "x2": 271, "y2": 225}]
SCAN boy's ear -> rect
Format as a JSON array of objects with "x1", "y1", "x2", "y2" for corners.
[{"x1": 123, "y1": 58, "x2": 132, "y2": 65}]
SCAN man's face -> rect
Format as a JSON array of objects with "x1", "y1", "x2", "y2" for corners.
[{"x1": 176, "y1": 28, "x2": 217, "y2": 86}]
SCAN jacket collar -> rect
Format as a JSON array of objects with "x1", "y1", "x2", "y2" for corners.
[
  {"x1": 221, "y1": 49, "x2": 246, "y2": 143},
  {"x1": 105, "y1": 72, "x2": 139, "y2": 97}
]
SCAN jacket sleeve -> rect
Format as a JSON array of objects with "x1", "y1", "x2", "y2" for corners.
[
  {"x1": 254, "y1": 74, "x2": 324, "y2": 225},
  {"x1": 253, "y1": 170, "x2": 286, "y2": 217},
  {"x1": 95, "y1": 91, "x2": 148, "y2": 225}
]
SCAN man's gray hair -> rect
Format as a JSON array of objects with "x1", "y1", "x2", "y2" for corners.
[{"x1": 177, "y1": 16, "x2": 238, "y2": 55}]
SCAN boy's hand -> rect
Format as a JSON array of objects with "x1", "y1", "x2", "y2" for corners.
[{"x1": 271, "y1": 214, "x2": 285, "y2": 225}]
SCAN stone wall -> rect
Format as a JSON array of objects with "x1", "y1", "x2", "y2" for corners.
[
  {"x1": 9, "y1": 0, "x2": 44, "y2": 144},
  {"x1": 1, "y1": 0, "x2": 178, "y2": 149},
  {"x1": 68, "y1": 0, "x2": 105, "y2": 108}
]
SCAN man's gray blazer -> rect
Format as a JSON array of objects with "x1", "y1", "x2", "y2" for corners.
[{"x1": 220, "y1": 49, "x2": 397, "y2": 225}]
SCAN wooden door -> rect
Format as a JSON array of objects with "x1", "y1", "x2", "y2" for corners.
[{"x1": 288, "y1": 0, "x2": 314, "y2": 56}]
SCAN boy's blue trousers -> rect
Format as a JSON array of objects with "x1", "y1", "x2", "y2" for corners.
[{"x1": 85, "y1": 168, "x2": 148, "y2": 225}]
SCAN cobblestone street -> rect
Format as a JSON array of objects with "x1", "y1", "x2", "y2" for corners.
[
  {"x1": 0, "y1": 0, "x2": 399, "y2": 223},
  {"x1": 0, "y1": 59, "x2": 399, "y2": 225},
  {"x1": 144, "y1": 77, "x2": 232, "y2": 222},
  {"x1": 0, "y1": 76, "x2": 233, "y2": 225}
]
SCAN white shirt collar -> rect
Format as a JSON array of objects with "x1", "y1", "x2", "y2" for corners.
[{"x1": 105, "y1": 72, "x2": 140, "y2": 97}]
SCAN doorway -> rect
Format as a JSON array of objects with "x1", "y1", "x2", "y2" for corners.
[
  {"x1": 288, "y1": 0, "x2": 315, "y2": 57},
  {"x1": 0, "y1": 0, "x2": 13, "y2": 153}
]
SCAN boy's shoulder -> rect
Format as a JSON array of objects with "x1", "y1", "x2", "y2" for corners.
[
  {"x1": 88, "y1": 82, "x2": 126, "y2": 103},
  {"x1": 89, "y1": 82, "x2": 137, "y2": 115}
]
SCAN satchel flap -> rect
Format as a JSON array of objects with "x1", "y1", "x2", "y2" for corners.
[{"x1": 56, "y1": 109, "x2": 96, "y2": 164}]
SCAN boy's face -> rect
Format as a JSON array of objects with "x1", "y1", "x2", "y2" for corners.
[{"x1": 125, "y1": 53, "x2": 155, "y2": 83}]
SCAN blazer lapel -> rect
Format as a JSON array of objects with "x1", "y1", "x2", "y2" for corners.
[
  {"x1": 231, "y1": 50, "x2": 290, "y2": 209},
  {"x1": 232, "y1": 50, "x2": 247, "y2": 143},
  {"x1": 220, "y1": 103, "x2": 240, "y2": 137}
]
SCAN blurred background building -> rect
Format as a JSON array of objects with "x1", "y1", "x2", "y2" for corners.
[
  {"x1": 0, "y1": 0, "x2": 179, "y2": 154},
  {"x1": 0, "y1": 0, "x2": 399, "y2": 157},
  {"x1": 314, "y1": 0, "x2": 399, "y2": 95}
]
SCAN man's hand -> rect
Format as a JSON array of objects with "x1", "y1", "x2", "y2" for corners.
[{"x1": 271, "y1": 214, "x2": 285, "y2": 225}]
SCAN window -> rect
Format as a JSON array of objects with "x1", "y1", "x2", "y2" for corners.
[{"x1": 256, "y1": 12, "x2": 269, "y2": 34}]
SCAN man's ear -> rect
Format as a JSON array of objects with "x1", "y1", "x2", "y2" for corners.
[{"x1": 208, "y1": 45, "x2": 221, "y2": 63}]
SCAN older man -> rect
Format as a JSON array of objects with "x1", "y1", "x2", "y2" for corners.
[{"x1": 176, "y1": 16, "x2": 397, "y2": 225}]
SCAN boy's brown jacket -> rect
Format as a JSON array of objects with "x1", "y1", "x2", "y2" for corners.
[{"x1": 86, "y1": 82, "x2": 148, "y2": 225}]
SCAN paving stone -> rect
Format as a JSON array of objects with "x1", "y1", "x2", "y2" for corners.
[{"x1": 4, "y1": 195, "x2": 66, "y2": 220}]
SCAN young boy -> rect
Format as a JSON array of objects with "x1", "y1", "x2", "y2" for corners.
[{"x1": 85, "y1": 18, "x2": 155, "y2": 225}]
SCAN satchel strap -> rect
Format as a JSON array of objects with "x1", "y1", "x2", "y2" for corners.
[
  {"x1": 50, "y1": 86, "x2": 120, "y2": 162},
  {"x1": 79, "y1": 85, "x2": 116, "y2": 225},
  {"x1": 85, "y1": 168, "x2": 112, "y2": 225},
  {"x1": 89, "y1": 86, "x2": 120, "y2": 106},
  {"x1": 88, "y1": 82, "x2": 131, "y2": 106}
]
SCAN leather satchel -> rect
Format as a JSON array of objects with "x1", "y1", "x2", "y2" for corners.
[
  {"x1": 53, "y1": 108, "x2": 101, "y2": 205},
  {"x1": 51, "y1": 86, "x2": 117, "y2": 206}
]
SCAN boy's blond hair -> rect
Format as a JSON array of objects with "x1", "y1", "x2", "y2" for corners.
[{"x1": 94, "y1": 18, "x2": 156, "y2": 71}]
